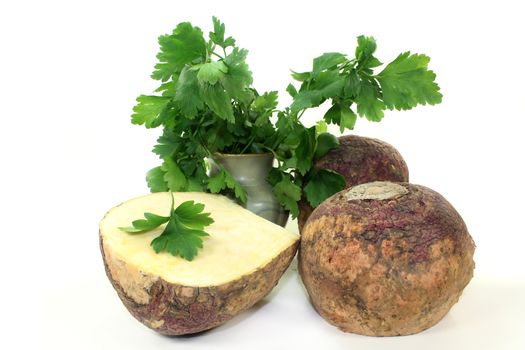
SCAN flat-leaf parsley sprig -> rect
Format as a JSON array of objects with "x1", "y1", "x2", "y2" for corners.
[{"x1": 119, "y1": 193, "x2": 214, "y2": 261}]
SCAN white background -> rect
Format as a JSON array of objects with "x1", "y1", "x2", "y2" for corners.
[{"x1": 1, "y1": 0, "x2": 524, "y2": 349}]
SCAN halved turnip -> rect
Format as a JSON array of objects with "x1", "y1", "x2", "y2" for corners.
[{"x1": 100, "y1": 192, "x2": 299, "y2": 335}]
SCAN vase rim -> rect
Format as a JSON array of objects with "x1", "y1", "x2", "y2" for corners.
[{"x1": 212, "y1": 152, "x2": 273, "y2": 158}]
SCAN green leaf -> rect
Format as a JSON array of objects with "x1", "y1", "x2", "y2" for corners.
[
  {"x1": 324, "y1": 103, "x2": 357, "y2": 132},
  {"x1": 313, "y1": 52, "x2": 346, "y2": 75},
  {"x1": 253, "y1": 91, "x2": 278, "y2": 112},
  {"x1": 197, "y1": 61, "x2": 228, "y2": 85},
  {"x1": 315, "y1": 120, "x2": 327, "y2": 134},
  {"x1": 355, "y1": 79, "x2": 385, "y2": 122},
  {"x1": 295, "y1": 127, "x2": 316, "y2": 175},
  {"x1": 174, "y1": 200, "x2": 214, "y2": 229},
  {"x1": 290, "y1": 71, "x2": 345, "y2": 113},
  {"x1": 286, "y1": 83, "x2": 298, "y2": 97},
  {"x1": 151, "y1": 220, "x2": 208, "y2": 261},
  {"x1": 187, "y1": 178, "x2": 205, "y2": 191},
  {"x1": 324, "y1": 103, "x2": 342, "y2": 125},
  {"x1": 148, "y1": 197, "x2": 214, "y2": 261},
  {"x1": 174, "y1": 66, "x2": 204, "y2": 118},
  {"x1": 222, "y1": 48, "x2": 253, "y2": 102},
  {"x1": 199, "y1": 83, "x2": 234, "y2": 122},
  {"x1": 267, "y1": 168, "x2": 283, "y2": 187},
  {"x1": 207, "y1": 169, "x2": 247, "y2": 203},
  {"x1": 146, "y1": 166, "x2": 168, "y2": 192},
  {"x1": 155, "y1": 80, "x2": 176, "y2": 97},
  {"x1": 119, "y1": 212, "x2": 169, "y2": 234},
  {"x1": 304, "y1": 169, "x2": 346, "y2": 207},
  {"x1": 290, "y1": 90, "x2": 321, "y2": 112},
  {"x1": 339, "y1": 104, "x2": 357, "y2": 132},
  {"x1": 312, "y1": 70, "x2": 346, "y2": 98},
  {"x1": 356, "y1": 36, "x2": 376, "y2": 60},
  {"x1": 151, "y1": 22, "x2": 207, "y2": 82},
  {"x1": 161, "y1": 158, "x2": 187, "y2": 191},
  {"x1": 225, "y1": 171, "x2": 248, "y2": 204},
  {"x1": 153, "y1": 129, "x2": 179, "y2": 158},
  {"x1": 253, "y1": 91, "x2": 278, "y2": 126},
  {"x1": 131, "y1": 95, "x2": 170, "y2": 128},
  {"x1": 343, "y1": 69, "x2": 361, "y2": 98},
  {"x1": 210, "y1": 17, "x2": 236, "y2": 49},
  {"x1": 291, "y1": 71, "x2": 311, "y2": 82},
  {"x1": 315, "y1": 133, "x2": 339, "y2": 159},
  {"x1": 207, "y1": 170, "x2": 226, "y2": 193},
  {"x1": 273, "y1": 175, "x2": 301, "y2": 218},
  {"x1": 377, "y1": 52, "x2": 442, "y2": 110},
  {"x1": 355, "y1": 36, "x2": 382, "y2": 71}
]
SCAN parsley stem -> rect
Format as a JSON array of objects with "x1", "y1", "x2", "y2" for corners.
[
  {"x1": 240, "y1": 134, "x2": 257, "y2": 154},
  {"x1": 211, "y1": 51, "x2": 224, "y2": 60}
]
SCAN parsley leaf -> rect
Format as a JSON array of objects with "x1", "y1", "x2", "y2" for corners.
[
  {"x1": 146, "y1": 166, "x2": 169, "y2": 192},
  {"x1": 290, "y1": 70, "x2": 345, "y2": 113},
  {"x1": 355, "y1": 79, "x2": 385, "y2": 122},
  {"x1": 152, "y1": 129, "x2": 179, "y2": 158},
  {"x1": 210, "y1": 16, "x2": 236, "y2": 49},
  {"x1": 272, "y1": 174, "x2": 302, "y2": 218},
  {"x1": 197, "y1": 61, "x2": 228, "y2": 85},
  {"x1": 131, "y1": 95, "x2": 170, "y2": 128},
  {"x1": 253, "y1": 91, "x2": 279, "y2": 126},
  {"x1": 174, "y1": 66, "x2": 203, "y2": 118},
  {"x1": 222, "y1": 48, "x2": 253, "y2": 102},
  {"x1": 120, "y1": 193, "x2": 214, "y2": 261},
  {"x1": 315, "y1": 120, "x2": 328, "y2": 134},
  {"x1": 207, "y1": 168, "x2": 248, "y2": 203},
  {"x1": 324, "y1": 103, "x2": 358, "y2": 132},
  {"x1": 304, "y1": 169, "x2": 346, "y2": 207},
  {"x1": 199, "y1": 82, "x2": 235, "y2": 122},
  {"x1": 119, "y1": 213, "x2": 169, "y2": 234},
  {"x1": 286, "y1": 83, "x2": 298, "y2": 98},
  {"x1": 377, "y1": 52, "x2": 442, "y2": 110},
  {"x1": 161, "y1": 157, "x2": 187, "y2": 191},
  {"x1": 312, "y1": 52, "x2": 346, "y2": 75},
  {"x1": 295, "y1": 127, "x2": 316, "y2": 175},
  {"x1": 315, "y1": 132, "x2": 339, "y2": 159},
  {"x1": 151, "y1": 23, "x2": 207, "y2": 82},
  {"x1": 355, "y1": 35, "x2": 382, "y2": 70}
]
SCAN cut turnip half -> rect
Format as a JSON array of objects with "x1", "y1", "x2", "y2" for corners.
[{"x1": 100, "y1": 192, "x2": 299, "y2": 335}]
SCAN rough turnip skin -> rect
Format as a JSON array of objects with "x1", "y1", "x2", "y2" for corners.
[
  {"x1": 101, "y1": 237, "x2": 298, "y2": 336},
  {"x1": 298, "y1": 135, "x2": 409, "y2": 232},
  {"x1": 299, "y1": 182, "x2": 475, "y2": 336}
]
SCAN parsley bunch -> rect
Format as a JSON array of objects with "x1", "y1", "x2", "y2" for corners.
[
  {"x1": 272, "y1": 35, "x2": 442, "y2": 211},
  {"x1": 132, "y1": 17, "x2": 282, "y2": 205},
  {"x1": 131, "y1": 18, "x2": 441, "y2": 219}
]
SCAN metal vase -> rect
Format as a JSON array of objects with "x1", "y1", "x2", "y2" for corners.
[{"x1": 209, "y1": 153, "x2": 289, "y2": 227}]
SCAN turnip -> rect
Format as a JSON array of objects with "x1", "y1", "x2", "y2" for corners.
[
  {"x1": 100, "y1": 192, "x2": 299, "y2": 335},
  {"x1": 299, "y1": 181, "x2": 475, "y2": 336},
  {"x1": 298, "y1": 135, "x2": 409, "y2": 231}
]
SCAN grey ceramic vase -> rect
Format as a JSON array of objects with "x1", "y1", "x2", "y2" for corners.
[{"x1": 209, "y1": 153, "x2": 289, "y2": 227}]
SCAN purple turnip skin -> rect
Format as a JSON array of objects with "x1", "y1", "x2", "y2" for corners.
[
  {"x1": 298, "y1": 135, "x2": 409, "y2": 232},
  {"x1": 101, "y1": 237, "x2": 297, "y2": 335}
]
